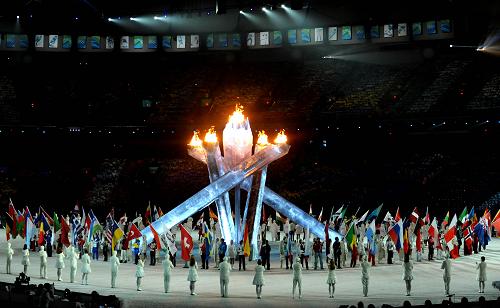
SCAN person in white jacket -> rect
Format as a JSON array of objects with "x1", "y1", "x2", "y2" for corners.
[
  {"x1": 55, "y1": 247, "x2": 65, "y2": 281},
  {"x1": 66, "y1": 246, "x2": 78, "y2": 283},
  {"x1": 402, "y1": 254, "x2": 414, "y2": 296},
  {"x1": 326, "y1": 259, "x2": 336, "y2": 298},
  {"x1": 187, "y1": 255, "x2": 199, "y2": 295},
  {"x1": 162, "y1": 255, "x2": 174, "y2": 293},
  {"x1": 292, "y1": 257, "x2": 302, "y2": 299},
  {"x1": 361, "y1": 255, "x2": 370, "y2": 297},
  {"x1": 6, "y1": 242, "x2": 14, "y2": 274},
  {"x1": 136, "y1": 255, "x2": 145, "y2": 291},
  {"x1": 219, "y1": 256, "x2": 231, "y2": 297},
  {"x1": 441, "y1": 253, "x2": 452, "y2": 295},
  {"x1": 39, "y1": 245, "x2": 48, "y2": 279},
  {"x1": 81, "y1": 249, "x2": 91, "y2": 285},
  {"x1": 21, "y1": 244, "x2": 30, "y2": 275},
  {"x1": 476, "y1": 256, "x2": 487, "y2": 293},
  {"x1": 253, "y1": 259, "x2": 265, "y2": 299},
  {"x1": 110, "y1": 250, "x2": 120, "y2": 288}
]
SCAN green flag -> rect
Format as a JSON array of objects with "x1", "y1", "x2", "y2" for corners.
[
  {"x1": 53, "y1": 212, "x2": 61, "y2": 233},
  {"x1": 458, "y1": 207, "x2": 468, "y2": 223},
  {"x1": 91, "y1": 222, "x2": 103, "y2": 238},
  {"x1": 345, "y1": 220, "x2": 357, "y2": 250}
]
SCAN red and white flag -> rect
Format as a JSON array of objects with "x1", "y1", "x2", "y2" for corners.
[
  {"x1": 444, "y1": 214, "x2": 457, "y2": 250},
  {"x1": 409, "y1": 207, "x2": 419, "y2": 223},
  {"x1": 428, "y1": 217, "x2": 438, "y2": 242},
  {"x1": 126, "y1": 223, "x2": 142, "y2": 243},
  {"x1": 394, "y1": 207, "x2": 401, "y2": 222},
  {"x1": 180, "y1": 224, "x2": 193, "y2": 261}
]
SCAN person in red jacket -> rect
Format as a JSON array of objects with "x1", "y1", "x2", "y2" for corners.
[{"x1": 350, "y1": 243, "x2": 358, "y2": 267}]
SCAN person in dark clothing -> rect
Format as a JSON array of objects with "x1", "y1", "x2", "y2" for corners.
[
  {"x1": 200, "y1": 240, "x2": 208, "y2": 269},
  {"x1": 102, "y1": 240, "x2": 109, "y2": 262},
  {"x1": 219, "y1": 239, "x2": 227, "y2": 265},
  {"x1": 237, "y1": 240, "x2": 246, "y2": 271},
  {"x1": 333, "y1": 237, "x2": 342, "y2": 269},
  {"x1": 149, "y1": 242, "x2": 157, "y2": 266},
  {"x1": 428, "y1": 236, "x2": 434, "y2": 261},
  {"x1": 45, "y1": 230, "x2": 53, "y2": 257},
  {"x1": 264, "y1": 240, "x2": 271, "y2": 270}
]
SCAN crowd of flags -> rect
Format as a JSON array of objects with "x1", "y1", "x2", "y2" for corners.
[{"x1": 305, "y1": 203, "x2": 499, "y2": 260}]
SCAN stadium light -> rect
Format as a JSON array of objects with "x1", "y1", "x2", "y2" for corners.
[
  {"x1": 240, "y1": 10, "x2": 243, "y2": 14},
  {"x1": 281, "y1": 4, "x2": 287, "y2": 9},
  {"x1": 16, "y1": 15, "x2": 20, "y2": 20}
]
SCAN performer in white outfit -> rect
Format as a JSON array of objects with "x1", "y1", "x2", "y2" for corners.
[
  {"x1": 219, "y1": 256, "x2": 231, "y2": 297},
  {"x1": 292, "y1": 257, "x2": 302, "y2": 299},
  {"x1": 162, "y1": 255, "x2": 174, "y2": 293},
  {"x1": 136, "y1": 256, "x2": 145, "y2": 291},
  {"x1": 326, "y1": 259, "x2": 337, "y2": 298},
  {"x1": 55, "y1": 247, "x2": 65, "y2": 281},
  {"x1": 187, "y1": 255, "x2": 199, "y2": 295},
  {"x1": 39, "y1": 245, "x2": 48, "y2": 279},
  {"x1": 110, "y1": 250, "x2": 120, "y2": 288},
  {"x1": 81, "y1": 249, "x2": 91, "y2": 285},
  {"x1": 21, "y1": 244, "x2": 30, "y2": 275},
  {"x1": 66, "y1": 246, "x2": 78, "y2": 283},
  {"x1": 253, "y1": 259, "x2": 265, "y2": 299},
  {"x1": 476, "y1": 256, "x2": 487, "y2": 293},
  {"x1": 6, "y1": 242, "x2": 14, "y2": 274},
  {"x1": 402, "y1": 254, "x2": 414, "y2": 296},
  {"x1": 361, "y1": 256, "x2": 370, "y2": 297},
  {"x1": 441, "y1": 253, "x2": 452, "y2": 295}
]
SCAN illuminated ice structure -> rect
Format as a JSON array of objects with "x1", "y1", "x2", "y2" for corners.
[{"x1": 142, "y1": 106, "x2": 342, "y2": 251}]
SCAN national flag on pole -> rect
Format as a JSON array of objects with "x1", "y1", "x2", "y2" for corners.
[
  {"x1": 394, "y1": 207, "x2": 401, "y2": 222},
  {"x1": 424, "y1": 207, "x2": 430, "y2": 224},
  {"x1": 150, "y1": 224, "x2": 162, "y2": 249},
  {"x1": 209, "y1": 207, "x2": 218, "y2": 221},
  {"x1": 88, "y1": 210, "x2": 103, "y2": 242},
  {"x1": 126, "y1": 223, "x2": 142, "y2": 243},
  {"x1": 428, "y1": 217, "x2": 438, "y2": 242},
  {"x1": 366, "y1": 219, "x2": 376, "y2": 244},
  {"x1": 145, "y1": 202, "x2": 151, "y2": 225},
  {"x1": 158, "y1": 207, "x2": 164, "y2": 218},
  {"x1": 444, "y1": 214, "x2": 457, "y2": 250},
  {"x1": 164, "y1": 229, "x2": 178, "y2": 254},
  {"x1": 358, "y1": 210, "x2": 369, "y2": 224},
  {"x1": 180, "y1": 224, "x2": 193, "y2": 261},
  {"x1": 38, "y1": 217, "x2": 45, "y2": 246},
  {"x1": 383, "y1": 211, "x2": 393, "y2": 222},
  {"x1": 324, "y1": 221, "x2": 329, "y2": 247},
  {"x1": 403, "y1": 228, "x2": 409, "y2": 254},
  {"x1": 366, "y1": 204, "x2": 383, "y2": 222},
  {"x1": 60, "y1": 215, "x2": 71, "y2": 247},
  {"x1": 345, "y1": 220, "x2": 357, "y2": 250},
  {"x1": 153, "y1": 205, "x2": 159, "y2": 222},
  {"x1": 409, "y1": 207, "x2": 419, "y2": 223},
  {"x1": 468, "y1": 207, "x2": 476, "y2": 222},
  {"x1": 53, "y1": 212, "x2": 61, "y2": 233},
  {"x1": 276, "y1": 211, "x2": 285, "y2": 224},
  {"x1": 388, "y1": 219, "x2": 404, "y2": 251},
  {"x1": 442, "y1": 211, "x2": 450, "y2": 228},
  {"x1": 71, "y1": 213, "x2": 84, "y2": 246},
  {"x1": 110, "y1": 219, "x2": 124, "y2": 252},
  {"x1": 104, "y1": 213, "x2": 114, "y2": 243},
  {"x1": 492, "y1": 209, "x2": 500, "y2": 224},
  {"x1": 203, "y1": 222, "x2": 212, "y2": 260},
  {"x1": 5, "y1": 213, "x2": 14, "y2": 241},
  {"x1": 8, "y1": 199, "x2": 18, "y2": 238},
  {"x1": 458, "y1": 207, "x2": 468, "y2": 224},
  {"x1": 17, "y1": 211, "x2": 26, "y2": 238},
  {"x1": 463, "y1": 223, "x2": 474, "y2": 251},
  {"x1": 416, "y1": 228, "x2": 422, "y2": 252},
  {"x1": 243, "y1": 223, "x2": 251, "y2": 257},
  {"x1": 336, "y1": 206, "x2": 348, "y2": 223},
  {"x1": 25, "y1": 216, "x2": 35, "y2": 248},
  {"x1": 318, "y1": 207, "x2": 324, "y2": 222},
  {"x1": 40, "y1": 206, "x2": 54, "y2": 226}
]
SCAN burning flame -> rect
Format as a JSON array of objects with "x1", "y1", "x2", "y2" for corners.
[
  {"x1": 256, "y1": 130, "x2": 269, "y2": 145},
  {"x1": 274, "y1": 129, "x2": 287, "y2": 144},
  {"x1": 204, "y1": 126, "x2": 218, "y2": 143},
  {"x1": 188, "y1": 131, "x2": 202, "y2": 147},
  {"x1": 228, "y1": 104, "x2": 245, "y2": 125}
]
